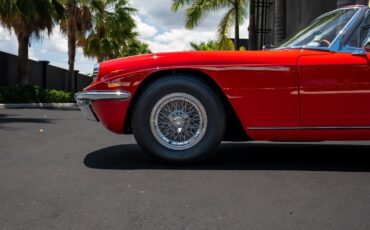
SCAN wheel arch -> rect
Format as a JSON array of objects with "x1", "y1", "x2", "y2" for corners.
[{"x1": 123, "y1": 68, "x2": 250, "y2": 141}]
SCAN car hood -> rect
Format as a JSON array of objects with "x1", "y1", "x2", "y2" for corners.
[{"x1": 98, "y1": 49, "x2": 329, "y2": 80}]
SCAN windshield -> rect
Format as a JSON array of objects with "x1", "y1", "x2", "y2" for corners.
[{"x1": 278, "y1": 8, "x2": 359, "y2": 49}]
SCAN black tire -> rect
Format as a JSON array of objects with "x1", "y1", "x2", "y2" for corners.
[{"x1": 132, "y1": 75, "x2": 226, "y2": 164}]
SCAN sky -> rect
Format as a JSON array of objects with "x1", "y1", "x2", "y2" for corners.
[{"x1": 0, "y1": 0, "x2": 248, "y2": 74}]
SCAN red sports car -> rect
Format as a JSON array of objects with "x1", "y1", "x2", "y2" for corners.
[{"x1": 76, "y1": 5, "x2": 370, "y2": 163}]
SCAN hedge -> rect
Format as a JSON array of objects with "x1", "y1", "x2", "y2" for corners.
[{"x1": 0, "y1": 85, "x2": 75, "y2": 103}]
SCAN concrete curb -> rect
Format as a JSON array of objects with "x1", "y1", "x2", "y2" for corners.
[{"x1": 0, "y1": 103, "x2": 77, "y2": 109}]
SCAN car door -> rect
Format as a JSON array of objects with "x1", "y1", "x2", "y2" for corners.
[
  {"x1": 298, "y1": 51, "x2": 370, "y2": 126},
  {"x1": 298, "y1": 12, "x2": 370, "y2": 127}
]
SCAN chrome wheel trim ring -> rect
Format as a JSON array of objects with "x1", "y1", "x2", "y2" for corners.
[{"x1": 150, "y1": 93, "x2": 208, "y2": 151}]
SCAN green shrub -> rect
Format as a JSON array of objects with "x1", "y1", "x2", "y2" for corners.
[
  {"x1": 46, "y1": 89, "x2": 74, "y2": 103},
  {"x1": 0, "y1": 85, "x2": 74, "y2": 103}
]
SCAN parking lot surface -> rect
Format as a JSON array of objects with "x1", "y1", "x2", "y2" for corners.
[{"x1": 1, "y1": 108, "x2": 370, "y2": 230}]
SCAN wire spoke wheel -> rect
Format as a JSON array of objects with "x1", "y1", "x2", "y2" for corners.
[{"x1": 150, "y1": 93, "x2": 208, "y2": 150}]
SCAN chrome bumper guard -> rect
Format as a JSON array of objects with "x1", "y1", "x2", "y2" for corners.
[{"x1": 75, "y1": 91, "x2": 131, "y2": 122}]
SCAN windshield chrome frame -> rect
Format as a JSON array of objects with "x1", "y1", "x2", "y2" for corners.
[
  {"x1": 276, "y1": 6, "x2": 368, "y2": 52},
  {"x1": 330, "y1": 6, "x2": 368, "y2": 52},
  {"x1": 341, "y1": 8, "x2": 370, "y2": 53}
]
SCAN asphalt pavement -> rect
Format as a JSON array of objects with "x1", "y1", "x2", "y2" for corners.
[{"x1": 1, "y1": 108, "x2": 370, "y2": 230}]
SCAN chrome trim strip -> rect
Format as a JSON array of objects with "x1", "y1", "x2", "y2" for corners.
[
  {"x1": 247, "y1": 126, "x2": 370, "y2": 130},
  {"x1": 92, "y1": 63, "x2": 100, "y2": 81},
  {"x1": 342, "y1": 8, "x2": 370, "y2": 53},
  {"x1": 75, "y1": 91, "x2": 130, "y2": 101},
  {"x1": 75, "y1": 90, "x2": 130, "y2": 122},
  {"x1": 328, "y1": 7, "x2": 365, "y2": 52},
  {"x1": 78, "y1": 102, "x2": 99, "y2": 122}
]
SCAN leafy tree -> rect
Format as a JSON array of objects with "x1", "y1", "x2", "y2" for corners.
[
  {"x1": 80, "y1": 0, "x2": 137, "y2": 62},
  {"x1": 0, "y1": 0, "x2": 63, "y2": 84},
  {"x1": 59, "y1": 0, "x2": 92, "y2": 90},
  {"x1": 190, "y1": 39, "x2": 234, "y2": 51},
  {"x1": 190, "y1": 40, "x2": 219, "y2": 51},
  {"x1": 120, "y1": 39, "x2": 151, "y2": 57},
  {"x1": 172, "y1": 0, "x2": 247, "y2": 50}
]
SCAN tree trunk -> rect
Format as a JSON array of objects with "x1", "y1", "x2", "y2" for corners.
[
  {"x1": 16, "y1": 34, "x2": 29, "y2": 85},
  {"x1": 234, "y1": 1, "x2": 240, "y2": 50},
  {"x1": 67, "y1": 31, "x2": 76, "y2": 92},
  {"x1": 66, "y1": 0, "x2": 77, "y2": 92},
  {"x1": 248, "y1": 0, "x2": 257, "y2": 50}
]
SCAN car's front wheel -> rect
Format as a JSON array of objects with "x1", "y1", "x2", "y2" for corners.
[{"x1": 132, "y1": 75, "x2": 226, "y2": 163}]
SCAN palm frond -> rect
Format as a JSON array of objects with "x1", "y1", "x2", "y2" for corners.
[
  {"x1": 237, "y1": 0, "x2": 247, "y2": 24},
  {"x1": 185, "y1": 0, "x2": 228, "y2": 29},
  {"x1": 171, "y1": 0, "x2": 193, "y2": 12},
  {"x1": 217, "y1": 7, "x2": 234, "y2": 48},
  {"x1": 79, "y1": 0, "x2": 141, "y2": 60}
]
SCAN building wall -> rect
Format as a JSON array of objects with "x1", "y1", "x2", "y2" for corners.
[
  {"x1": 337, "y1": 0, "x2": 369, "y2": 7},
  {"x1": 0, "y1": 51, "x2": 92, "y2": 92},
  {"x1": 285, "y1": 0, "x2": 337, "y2": 38},
  {"x1": 265, "y1": 0, "x2": 369, "y2": 46}
]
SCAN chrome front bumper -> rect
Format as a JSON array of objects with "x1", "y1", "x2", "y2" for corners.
[{"x1": 75, "y1": 91, "x2": 131, "y2": 122}]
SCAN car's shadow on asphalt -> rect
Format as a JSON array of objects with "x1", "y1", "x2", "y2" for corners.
[
  {"x1": 84, "y1": 143, "x2": 370, "y2": 172},
  {"x1": 0, "y1": 113, "x2": 53, "y2": 124}
]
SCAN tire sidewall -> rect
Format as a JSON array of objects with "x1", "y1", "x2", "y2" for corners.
[{"x1": 132, "y1": 75, "x2": 225, "y2": 163}]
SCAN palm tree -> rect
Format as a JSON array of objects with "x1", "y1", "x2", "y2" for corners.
[
  {"x1": 0, "y1": 0, "x2": 63, "y2": 85},
  {"x1": 81, "y1": 0, "x2": 137, "y2": 62},
  {"x1": 190, "y1": 39, "x2": 234, "y2": 50},
  {"x1": 172, "y1": 0, "x2": 247, "y2": 50},
  {"x1": 59, "y1": 0, "x2": 92, "y2": 91},
  {"x1": 120, "y1": 39, "x2": 151, "y2": 57},
  {"x1": 191, "y1": 40, "x2": 219, "y2": 51},
  {"x1": 248, "y1": 0, "x2": 257, "y2": 50}
]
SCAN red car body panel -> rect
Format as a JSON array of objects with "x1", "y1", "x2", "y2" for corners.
[
  {"x1": 85, "y1": 49, "x2": 370, "y2": 140},
  {"x1": 92, "y1": 100, "x2": 130, "y2": 134},
  {"x1": 298, "y1": 52, "x2": 370, "y2": 126}
]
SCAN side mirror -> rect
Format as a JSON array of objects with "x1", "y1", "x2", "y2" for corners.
[{"x1": 352, "y1": 38, "x2": 370, "y2": 56}]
